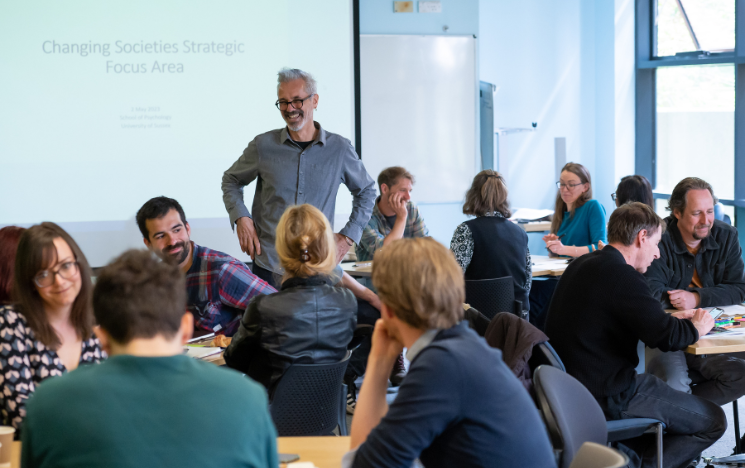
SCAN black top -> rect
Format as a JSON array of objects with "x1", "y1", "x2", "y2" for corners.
[
  {"x1": 645, "y1": 217, "x2": 745, "y2": 308},
  {"x1": 292, "y1": 139, "x2": 313, "y2": 150},
  {"x1": 224, "y1": 275, "x2": 356, "y2": 397},
  {"x1": 544, "y1": 246, "x2": 698, "y2": 411},
  {"x1": 464, "y1": 216, "x2": 530, "y2": 310}
]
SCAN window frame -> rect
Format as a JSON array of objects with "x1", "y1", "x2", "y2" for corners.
[{"x1": 635, "y1": 0, "x2": 745, "y2": 213}]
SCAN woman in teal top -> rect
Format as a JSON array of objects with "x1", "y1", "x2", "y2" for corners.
[{"x1": 544, "y1": 162, "x2": 607, "y2": 256}]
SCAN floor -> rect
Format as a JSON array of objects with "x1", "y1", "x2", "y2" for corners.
[{"x1": 698, "y1": 401, "x2": 744, "y2": 466}]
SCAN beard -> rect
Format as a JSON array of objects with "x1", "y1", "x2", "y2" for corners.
[
  {"x1": 692, "y1": 224, "x2": 711, "y2": 240},
  {"x1": 161, "y1": 241, "x2": 190, "y2": 265},
  {"x1": 284, "y1": 109, "x2": 306, "y2": 132}
]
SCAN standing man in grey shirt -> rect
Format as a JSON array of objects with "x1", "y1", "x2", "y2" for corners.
[{"x1": 222, "y1": 68, "x2": 376, "y2": 287}]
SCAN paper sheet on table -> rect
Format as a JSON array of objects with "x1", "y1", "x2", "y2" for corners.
[
  {"x1": 509, "y1": 208, "x2": 553, "y2": 222},
  {"x1": 704, "y1": 328, "x2": 745, "y2": 339},
  {"x1": 710, "y1": 304, "x2": 745, "y2": 318},
  {"x1": 183, "y1": 346, "x2": 222, "y2": 359}
]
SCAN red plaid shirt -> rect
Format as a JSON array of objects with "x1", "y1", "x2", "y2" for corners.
[{"x1": 185, "y1": 243, "x2": 276, "y2": 336}]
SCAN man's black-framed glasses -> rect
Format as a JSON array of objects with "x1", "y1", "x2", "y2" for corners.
[
  {"x1": 275, "y1": 94, "x2": 315, "y2": 111},
  {"x1": 611, "y1": 192, "x2": 617, "y2": 202},
  {"x1": 34, "y1": 261, "x2": 79, "y2": 288}
]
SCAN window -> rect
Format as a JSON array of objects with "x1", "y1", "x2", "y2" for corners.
[
  {"x1": 655, "y1": 64, "x2": 734, "y2": 199},
  {"x1": 655, "y1": 0, "x2": 735, "y2": 57},
  {"x1": 636, "y1": 0, "x2": 742, "y2": 230}
]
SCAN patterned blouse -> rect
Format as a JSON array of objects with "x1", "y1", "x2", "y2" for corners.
[
  {"x1": 450, "y1": 212, "x2": 532, "y2": 296},
  {"x1": 0, "y1": 305, "x2": 104, "y2": 431}
]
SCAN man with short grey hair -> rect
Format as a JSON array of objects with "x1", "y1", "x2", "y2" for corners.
[{"x1": 222, "y1": 68, "x2": 376, "y2": 287}]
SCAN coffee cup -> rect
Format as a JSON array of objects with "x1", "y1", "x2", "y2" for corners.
[{"x1": 0, "y1": 426, "x2": 15, "y2": 467}]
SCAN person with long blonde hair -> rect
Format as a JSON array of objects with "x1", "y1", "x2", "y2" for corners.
[{"x1": 224, "y1": 204, "x2": 357, "y2": 397}]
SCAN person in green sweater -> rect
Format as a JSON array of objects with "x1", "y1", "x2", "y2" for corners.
[{"x1": 22, "y1": 249, "x2": 278, "y2": 468}]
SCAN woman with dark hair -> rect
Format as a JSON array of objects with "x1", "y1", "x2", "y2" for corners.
[
  {"x1": 450, "y1": 170, "x2": 531, "y2": 315},
  {"x1": 543, "y1": 162, "x2": 607, "y2": 257},
  {"x1": 0, "y1": 222, "x2": 103, "y2": 432},
  {"x1": 0, "y1": 226, "x2": 25, "y2": 304},
  {"x1": 613, "y1": 175, "x2": 654, "y2": 208}
]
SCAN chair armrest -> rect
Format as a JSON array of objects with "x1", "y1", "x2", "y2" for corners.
[{"x1": 607, "y1": 419, "x2": 665, "y2": 442}]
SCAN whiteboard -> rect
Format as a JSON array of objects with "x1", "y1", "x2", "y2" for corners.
[{"x1": 360, "y1": 35, "x2": 478, "y2": 203}]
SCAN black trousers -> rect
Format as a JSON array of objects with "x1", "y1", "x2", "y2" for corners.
[
  {"x1": 617, "y1": 373, "x2": 726, "y2": 468},
  {"x1": 528, "y1": 277, "x2": 559, "y2": 331},
  {"x1": 252, "y1": 263, "x2": 282, "y2": 290}
]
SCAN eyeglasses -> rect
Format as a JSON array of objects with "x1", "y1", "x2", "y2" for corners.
[
  {"x1": 275, "y1": 94, "x2": 315, "y2": 111},
  {"x1": 611, "y1": 193, "x2": 617, "y2": 201},
  {"x1": 34, "y1": 261, "x2": 79, "y2": 288},
  {"x1": 556, "y1": 181, "x2": 584, "y2": 190}
]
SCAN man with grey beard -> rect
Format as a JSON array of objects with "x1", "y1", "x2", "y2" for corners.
[
  {"x1": 645, "y1": 177, "x2": 745, "y2": 442},
  {"x1": 222, "y1": 68, "x2": 376, "y2": 288}
]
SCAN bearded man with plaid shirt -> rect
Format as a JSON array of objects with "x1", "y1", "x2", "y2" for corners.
[{"x1": 137, "y1": 196, "x2": 276, "y2": 336}]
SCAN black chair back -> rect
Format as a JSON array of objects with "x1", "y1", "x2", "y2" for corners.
[
  {"x1": 465, "y1": 276, "x2": 514, "y2": 320},
  {"x1": 534, "y1": 365, "x2": 608, "y2": 468},
  {"x1": 269, "y1": 351, "x2": 351, "y2": 436}
]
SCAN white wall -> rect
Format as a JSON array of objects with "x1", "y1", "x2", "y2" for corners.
[
  {"x1": 479, "y1": 0, "x2": 635, "y2": 215},
  {"x1": 359, "y1": 0, "x2": 636, "y2": 251},
  {"x1": 359, "y1": 0, "x2": 479, "y2": 246}
]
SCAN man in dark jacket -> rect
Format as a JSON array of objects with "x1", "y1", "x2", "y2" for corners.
[
  {"x1": 546, "y1": 202, "x2": 725, "y2": 468},
  {"x1": 644, "y1": 177, "x2": 745, "y2": 409},
  {"x1": 346, "y1": 238, "x2": 555, "y2": 468}
]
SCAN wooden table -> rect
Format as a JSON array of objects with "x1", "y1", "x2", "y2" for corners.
[
  {"x1": 341, "y1": 261, "x2": 372, "y2": 278},
  {"x1": 662, "y1": 307, "x2": 745, "y2": 355},
  {"x1": 520, "y1": 221, "x2": 551, "y2": 232},
  {"x1": 531, "y1": 255, "x2": 569, "y2": 277},
  {"x1": 686, "y1": 336, "x2": 745, "y2": 355},
  {"x1": 11, "y1": 437, "x2": 349, "y2": 468},
  {"x1": 11, "y1": 440, "x2": 19, "y2": 468},
  {"x1": 343, "y1": 256, "x2": 569, "y2": 279},
  {"x1": 278, "y1": 436, "x2": 349, "y2": 467},
  {"x1": 203, "y1": 352, "x2": 225, "y2": 366}
]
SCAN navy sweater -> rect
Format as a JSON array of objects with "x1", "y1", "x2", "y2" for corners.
[{"x1": 352, "y1": 322, "x2": 555, "y2": 468}]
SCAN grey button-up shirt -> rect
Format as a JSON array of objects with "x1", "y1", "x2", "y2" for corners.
[{"x1": 222, "y1": 121, "x2": 376, "y2": 273}]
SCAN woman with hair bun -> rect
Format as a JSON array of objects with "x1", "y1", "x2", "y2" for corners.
[
  {"x1": 224, "y1": 204, "x2": 357, "y2": 397},
  {"x1": 450, "y1": 170, "x2": 531, "y2": 316}
]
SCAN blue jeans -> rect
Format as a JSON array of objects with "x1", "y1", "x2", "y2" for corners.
[
  {"x1": 618, "y1": 373, "x2": 726, "y2": 468},
  {"x1": 647, "y1": 349, "x2": 745, "y2": 406}
]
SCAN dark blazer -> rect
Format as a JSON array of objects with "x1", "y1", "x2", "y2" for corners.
[
  {"x1": 645, "y1": 217, "x2": 745, "y2": 308},
  {"x1": 224, "y1": 275, "x2": 357, "y2": 397},
  {"x1": 352, "y1": 322, "x2": 555, "y2": 468},
  {"x1": 484, "y1": 312, "x2": 548, "y2": 395}
]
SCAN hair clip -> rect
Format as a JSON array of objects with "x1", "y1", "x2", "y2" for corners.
[{"x1": 300, "y1": 249, "x2": 310, "y2": 263}]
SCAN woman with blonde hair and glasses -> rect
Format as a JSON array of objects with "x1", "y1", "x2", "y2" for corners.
[
  {"x1": 0, "y1": 222, "x2": 104, "y2": 432},
  {"x1": 450, "y1": 170, "x2": 531, "y2": 316},
  {"x1": 225, "y1": 204, "x2": 357, "y2": 398}
]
